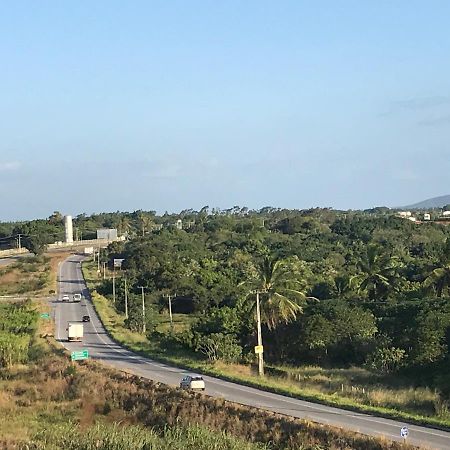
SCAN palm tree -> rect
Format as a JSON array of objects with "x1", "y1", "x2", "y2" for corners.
[
  {"x1": 423, "y1": 264, "x2": 450, "y2": 297},
  {"x1": 244, "y1": 255, "x2": 315, "y2": 330},
  {"x1": 242, "y1": 255, "x2": 316, "y2": 376},
  {"x1": 138, "y1": 213, "x2": 154, "y2": 237},
  {"x1": 118, "y1": 216, "x2": 132, "y2": 236},
  {"x1": 351, "y1": 245, "x2": 403, "y2": 301}
]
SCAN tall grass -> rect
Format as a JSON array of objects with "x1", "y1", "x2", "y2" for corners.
[
  {"x1": 0, "y1": 302, "x2": 37, "y2": 368},
  {"x1": 0, "y1": 255, "x2": 51, "y2": 295},
  {"x1": 0, "y1": 347, "x2": 416, "y2": 450},
  {"x1": 24, "y1": 423, "x2": 269, "y2": 450},
  {"x1": 82, "y1": 260, "x2": 450, "y2": 428}
]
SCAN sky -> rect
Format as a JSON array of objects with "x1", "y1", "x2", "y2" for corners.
[{"x1": 1, "y1": 1, "x2": 450, "y2": 221}]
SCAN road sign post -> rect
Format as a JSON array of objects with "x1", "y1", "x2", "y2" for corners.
[
  {"x1": 254, "y1": 345, "x2": 264, "y2": 354},
  {"x1": 71, "y1": 349, "x2": 89, "y2": 361}
]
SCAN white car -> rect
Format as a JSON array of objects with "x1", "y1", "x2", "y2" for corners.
[
  {"x1": 180, "y1": 375, "x2": 205, "y2": 391},
  {"x1": 61, "y1": 295, "x2": 70, "y2": 302}
]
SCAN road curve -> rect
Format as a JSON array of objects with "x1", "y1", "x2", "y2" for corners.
[{"x1": 52, "y1": 254, "x2": 450, "y2": 450}]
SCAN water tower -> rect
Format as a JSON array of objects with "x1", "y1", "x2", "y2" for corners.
[{"x1": 64, "y1": 215, "x2": 74, "y2": 243}]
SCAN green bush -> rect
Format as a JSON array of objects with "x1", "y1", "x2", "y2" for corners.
[
  {"x1": 0, "y1": 332, "x2": 31, "y2": 368},
  {"x1": 194, "y1": 332, "x2": 242, "y2": 363},
  {"x1": 366, "y1": 347, "x2": 406, "y2": 374}
]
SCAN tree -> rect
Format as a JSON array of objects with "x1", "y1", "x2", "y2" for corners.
[
  {"x1": 351, "y1": 245, "x2": 403, "y2": 300},
  {"x1": 118, "y1": 216, "x2": 132, "y2": 236},
  {"x1": 138, "y1": 213, "x2": 155, "y2": 237},
  {"x1": 244, "y1": 256, "x2": 315, "y2": 330},
  {"x1": 423, "y1": 265, "x2": 450, "y2": 297},
  {"x1": 423, "y1": 240, "x2": 450, "y2": 297},
  {"x1": 48, "y1": 211, "x2": 63, "y2": 225},
  {"x1": 366, "y1": 347, "x2": 406, "y2": 374},
  {"x1": 21, "y1": 235, "x2": 47, "y2": 256}
]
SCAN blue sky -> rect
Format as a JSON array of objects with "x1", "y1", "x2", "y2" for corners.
[{"x1": 1, "y1": 1, "x2": 450, "y2": 220}]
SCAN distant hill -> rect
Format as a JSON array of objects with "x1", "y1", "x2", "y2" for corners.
[{"x1": 404, "y1": 195, "x2": 450, "y2": 209}]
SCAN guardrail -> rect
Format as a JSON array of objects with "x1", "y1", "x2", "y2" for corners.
[{"x1": 48, "y1": 238, "x2": 123, "y2": 249}]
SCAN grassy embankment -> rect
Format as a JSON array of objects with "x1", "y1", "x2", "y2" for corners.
[
  {"x1": 0, "y1": 290, "x2": 415, "y2": 449},
  {"x1": 82, "y1": 259, "x2": 450, "y2": 430},
  {"x1": 1, "y1": 333, "x2": 414, "y2": 450},
  {"x1": 0, "y1": 299, "x2": 267, "y2": 450},
  {"x1": 0, "y1": 252, "x2": 71, "y2": 297}
]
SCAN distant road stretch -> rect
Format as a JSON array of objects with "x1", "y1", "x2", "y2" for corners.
[{"x1": 52, "y1": 255, "x2": 450, "y2": 450}]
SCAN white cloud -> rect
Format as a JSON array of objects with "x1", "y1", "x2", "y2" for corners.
[{"x1": 0, "y1": 161, "x2": 21, "y2": 172}]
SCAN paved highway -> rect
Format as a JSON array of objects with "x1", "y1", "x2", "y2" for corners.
[
  {"x1": 0, "y1": 253, "x2": 32, "y2": 267},
  {"x1": 52, "y1": 255, "x2": 450, "y2": 450}
]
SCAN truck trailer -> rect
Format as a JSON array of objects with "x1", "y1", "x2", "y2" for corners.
[{"x1": 67, "y1": 322, "x2": 84, "y2": 342}]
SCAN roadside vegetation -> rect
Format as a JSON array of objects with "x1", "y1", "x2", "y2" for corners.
[
  {"x1": 0, "y1": 256, "x2": 51, "y2": 295},
  {"x1": 0, "y1": 298, "x2": 416, "y2": 450},
  {"x1": 2, "y1": 206, "x2": 450, "y2": 437},
  {"x1": 0, "y1": 252, "x2": 70, "y2": 297},
  {"x1": 83, "y1": 266, "x2": 450, "y2": 429},
  {"x1": 78, "y1": 207, "x2": 450, "y2": 429},
  {"x1": 0, "y1": 255, "x2": 418, "y2": 449}
]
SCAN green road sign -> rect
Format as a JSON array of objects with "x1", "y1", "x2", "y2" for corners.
[
  {"x1": 71, "y1": 349, "x2": 89, "y2": 361},
  {"x1": 40, "y1": 313, "x2": 50, "y2": 319}
]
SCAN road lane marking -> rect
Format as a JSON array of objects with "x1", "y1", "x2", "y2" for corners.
[
  {"x1": 57, "y1": 256, "x2": 450, "y2": 446},
  {"x1": 56, "y1": 303, "x2": 60, "y2": 341}
]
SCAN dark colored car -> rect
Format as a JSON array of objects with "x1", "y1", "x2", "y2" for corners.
[{"x1": 82, "y1": 315, "x2": 90, "y2": 322}]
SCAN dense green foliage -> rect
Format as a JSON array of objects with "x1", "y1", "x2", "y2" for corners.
[
  {"x1": 88, "y1": 207, "x2": 450, "y2": 401},
  {"x1": 3, "y1": 206, "x2": 450, "y2": 396},
  {"x1": 0, "y1": 302, "x2": 37, "y2": 367}
]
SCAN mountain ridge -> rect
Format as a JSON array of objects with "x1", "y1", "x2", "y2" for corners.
[{"x1": 404, "y1": 194, "x2": 450, "y2": 209}]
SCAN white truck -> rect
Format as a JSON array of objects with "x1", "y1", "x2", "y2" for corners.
[
  {"x1": 67, "y1": 322, "x2": 84, "y2": 342},
  {"x1": 73, "y1": 293, "x2": 82, "y2": 302}
]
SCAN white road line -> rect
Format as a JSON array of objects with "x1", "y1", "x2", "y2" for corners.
[
  {"x1": 202, "y1": 378, "x2": 440, "y2": 437},
  {"x1": 59, "y1": 257, "x2": 450, "y2": 446},
  {"x1": 56, "y1": 303, "x2": 60, "y2": 341}
]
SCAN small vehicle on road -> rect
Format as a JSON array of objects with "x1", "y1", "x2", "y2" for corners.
[
  {"x1": 73, "y1": 293, "x2": 82, "y2": 302},
  {"x1": 180, "y1": 375, "x2": 205, "y2": 391},
  {"x1": 61, "y1": 295, "x2": 70, "y2": 302},
  {"x1": 82, "y1": 315, "x2": 90, "y2": 322}
]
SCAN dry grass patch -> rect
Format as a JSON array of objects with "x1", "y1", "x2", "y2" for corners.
[
  {"x1": 0, "y1": 342, "x2": 419, "y2": 450},
  {"x1": 0, "y1": 252, "x2": 71, "y2": 297}
]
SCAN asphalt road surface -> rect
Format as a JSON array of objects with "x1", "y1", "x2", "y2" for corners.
[
  {"x1": 0, "y1": 253, "x2": 32, "y2": 267},
  {"x1": 52, "y1": 255, "x2": 450, "y2": 450}
]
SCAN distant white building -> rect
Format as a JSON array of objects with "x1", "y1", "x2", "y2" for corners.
[
  {"x1": 423, "y1": 213, "x2": 431, "y2": 221},
  {"x1": 442, "y1": 211, "x2": 450, "y2": 217},
  {"x1": 408, "y1": 216, "x2": 417, "y2": 222},
  {"x1": 175, "y1": 219, "x2": 183, "y2": 230},
  {"x1": 398, "y1": 211, "x2": 412, "y2": 218}
]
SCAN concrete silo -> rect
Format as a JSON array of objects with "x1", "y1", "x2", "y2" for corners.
[{"x1": 64, "y1": 215, "x2": 74, "y2": 244}]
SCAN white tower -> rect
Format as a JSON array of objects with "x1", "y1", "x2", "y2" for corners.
[{"x1": 64, "y1": 215, "x2": 74, "y2": 243}]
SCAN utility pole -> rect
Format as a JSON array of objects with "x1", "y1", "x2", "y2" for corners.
[
  {"x1": 97, "y1": 248, "x2": 100, "y2": 273},
  {"x1": 103, "y1": 262, "x2": 106, "y2": 280},
  {"x1": 112, "y1": 265, "x2": 116, "y2": 305},
  {"x1": 17, "y1": 234, "x2": 22, "y2": 250},
  {"x1": 138, "y1": 286, "x2": 146, "y2": 333},
  {"x1": 163, "y1": 293, "x2": 176, "y2": 332},
  {"x1": 124, "y1": 278, "x2": 128, "y2": 320},
  {"x1": 253, "y1": 289, "x2": 266, "y2": 377}
]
